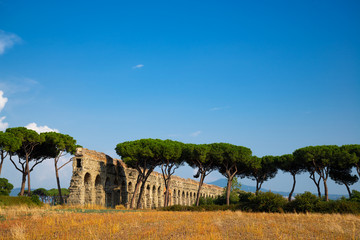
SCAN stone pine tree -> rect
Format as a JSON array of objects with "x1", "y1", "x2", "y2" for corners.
[
  {"x1": 6, "y1": 127, "x2": 44, "y2": 196},
  {"x1": 278, "y1": 154, "x2": 306, "y2": 201},
  {"x1": 159, "y1": 140, "x2": 184, "y2": 207},
  {"x1": 329, "y1": 147, "x2": 358, "y2": 198},
  {"x1": 242, "y1": 155, "x2": 278, "y2": 195},
  {"x1": 341, "y1": 144, "x2": 360, "y2": 178},
  {"x1": 39, "y1": 132, "x2": 78, "y2": 204},
  {"x1": 184, "y1": 143, "x2": 214, "y2": 206},
  {"x1": 212, "y1": 143, "x2": 252, "y2": 205},
  {"x1": 0, "y1": 131, "x2": 21, "y2": 176},
  {"x1": 293, "y1": 145, "x2": 339, "y2": 201},
  {"x1": 115, "y1": 139, "x2": 162, "y2": 209}
]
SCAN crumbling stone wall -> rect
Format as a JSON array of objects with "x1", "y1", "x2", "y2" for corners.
[{"x1": 68, "y1": 148, "x2": 223, "y2": 208}]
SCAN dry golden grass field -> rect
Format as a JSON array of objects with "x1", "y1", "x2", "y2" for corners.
[{"x1": 0, "y1": 206, "x2": 359, "y2": 240}]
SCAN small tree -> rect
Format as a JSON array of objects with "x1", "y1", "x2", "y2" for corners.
[
  {"x1": 278, "y1": 154, "x2": 306, "y2": 201},
  {"x1": 243, "y1": 155, "x2": 278, "y2": 195},
  {"x1": 212, "y1": 143, "x2": 252, "y2": 205},
  {"x1": 0, "y1": 177, "x2": 13, "y2": 196},
  {"x1": 0, "y1": 131, "x2": 21, "y2": 176},
  {"x1": 159, "y1": 140, "x2": 184, "y2": 207},
  {"x1": 39, "y1": 132, "x2": 78, "y2": 204},
  {"x1": 6, "y1": 127, "x2": 44, "y2": 196},
  {"x1": 184, "y1": 143, "x2": 214, "y2": 206},
  {"x1": 115, "y1": 139, "x2": 162, "y2": 209}
]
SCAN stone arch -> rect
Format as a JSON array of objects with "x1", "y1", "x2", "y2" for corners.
[
  {"x1": 113, "y1": 179, "x2": 120, "y2": 207},
  {"x1": 105, "y1": 177, "x2": 112, "y2": 207},
  {"x1": 94, "y1": 175, "x2": 103, "y2": 205},
  {"x1": 158, "y1": 186, "x2": 162, "y2": 207},
  {"x1": 189, "y1": 192, "x2": 193, "y2": 205},
  {"x1": 178, "y1": 190, "x2": 181, "y2": 205},
  {"x1": 84, "y1": 172, "x2": 92, "y2": 204},
  {"x1": 145, "y1": 184, "x2": 151, "y2": 209},
  {"x1": 128, "y1": 182, "x2": 133, "y2": 205},
  {"x1": 152, "y1": 185, "x2": 157, "y2": 208},
  {"x1": 173, "y1": 189, "x2": 177, "y2": 206},
  {"x1": 121, "y1": 181, "x2": 127, "y2": 205},
  {"x1": 182, "y1": 191, "x2": 185, "y2": 205}
]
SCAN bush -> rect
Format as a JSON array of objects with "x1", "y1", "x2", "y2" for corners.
[
  {"x1": 0, "y1": 195, "x2": 43, "y2": 207},
  {"x1": 287, "y1": 192, "x2": 320, "y2": 213},
  {"x1": 249, "y1": 191, "x2": 287, "y2": 212},
  {"x1": 0, "y1": 178, "x2": 14, "y2": 196},
  {"x1": 350, "y1": 190, "x2": 360, "y2": 202}
]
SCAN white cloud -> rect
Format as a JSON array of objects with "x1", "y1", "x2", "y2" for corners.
[
  {"x1": 0, "y1": 30, "x2": 21, "y2": 55},
  {"x1": 132, "y1": 64, "x2": 144, "y2": 69},
  {"x1": 25, "y1": 122, "x2": 59, "y2": 133},
  {"x1": 0, "y1": 116, "x2": 9, "y2": 131},
  {"x1": 0, "y1": 91, "x2": 8, "y2": 130},
  {"x1": 190, "y1": 130, "x2": 201, "y2": 137},
  {"x1": 0, "y1": 90, "x2": 8, "y2": 112}
]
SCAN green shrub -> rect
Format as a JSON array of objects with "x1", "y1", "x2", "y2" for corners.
[
  {"x1": 249, "y1": 191, "x2": 287, "y2": 212},
  {"x1": 238, "y1": 191, "x2": 253, "y2": 203},
  {"x1": 0, "y1": 178, "x2": 14, "y2": 196},
  {"x1": 0, "y1": 195, "x2": 43, "y2": 207},
  {"x1": 350, "y1": 190, "x2": 360, "y2": 202},
  {"x1": 287, "y1": 192, "x2": 320, "y2": 213}
]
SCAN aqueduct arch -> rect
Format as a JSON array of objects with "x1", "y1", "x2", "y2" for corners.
[{"x1": 69, "y1": 148, "x2": 223, "y2": 208}]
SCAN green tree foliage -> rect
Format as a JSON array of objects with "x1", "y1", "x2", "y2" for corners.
[
  {"x1": 212, "y1": 143, "x2": 252, "y2": 205},
  {"x1": 278, "y1": 154, "x2": 306, "y2": 201},
  {"x1": 341, "y1": 144, "x2": 360, "y2": 177},
  {"x1": 184, "y1": 143, "x2": 214, "y2": 206},
  {"x1": 0, "y1": 131, "x2": 21, "y2": 176},
  {"x1": 115, "y1": 139, "x2": 162, "y2": 209},
  {"x1": 242, "y1": 156, "x2": 278, "y2": 195},
  {"x1": 6, "y1": 127, "x2": 44, "y2": 196},
  {"x1": 158, "y1": 140, "x2": 184, "y2": 207},
  {"x1": 0, "y1": 178, "x2": 14, "y2": 196},
  {"x1": 39, "y1": 132, "x2": 78, "y2": 204}
]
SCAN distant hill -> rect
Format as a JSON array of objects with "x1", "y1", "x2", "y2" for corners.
[
  {"x1": 10, "y1": 188, "x2": 21, "y2": 196},
  {"x1": 208, "y1": 178, "x2": 345, "y2": 200}
]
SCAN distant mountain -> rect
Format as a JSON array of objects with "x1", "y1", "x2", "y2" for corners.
[
  {"x1": 10, "y1": 188, "x2": 21, "y2": 196},
  {"x1": 208, "y1": 178, "x2": 345, "y2": 200}
]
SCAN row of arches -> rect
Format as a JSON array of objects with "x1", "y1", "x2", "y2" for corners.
[{"x1": 83, "y1": 172, "x2": 217, "y2": 208}]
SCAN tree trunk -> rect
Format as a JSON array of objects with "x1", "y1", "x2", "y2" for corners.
[
  {"x1": 164, "y1": 179, "x2": 171, "y2": 207},
  {"x1": 344, "y1": 183, "x2": 351, "y2": 198},
  {"x1": 288, "y1": 174, "x2": 296, "y2": 201},
  {"x1": 26, "y1": 154, "x2": 31, "y2": 196},
  {"x1": 255, "y1": 180, "x2": 260, "y2": 195},
  {"x1": 130, "y1": 180, "x2": 141, "y2": 209},
  {"x1": 55, "y1": 160, "x2": 64, "y2": 204},
  {"x1": 323, "y1": 178, "x2": 329, "y2": 201},
  {"x1": 226, "y1": 176, "x2": 232, "y2": 205},
  {"x1": 0, "y1": 151, "x2": 4, "y2": 176},
  {"x1": 195, "y1": 171, "x2": 206, "y2": 206},
  {"x1": 136, "y1": 181, "x2": 146, "y2": 209},
  {"x1": 20, "y1": 171, "x2": 27, "y2": 196}
]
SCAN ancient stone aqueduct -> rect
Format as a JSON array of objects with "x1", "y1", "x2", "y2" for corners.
[{"x1": 68, "y1": 148, "x2": 223, "y2": 208}]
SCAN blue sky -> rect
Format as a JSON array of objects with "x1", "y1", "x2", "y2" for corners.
[{"x1": 0, "y1": 0, "x2": 359, "y2": 195}]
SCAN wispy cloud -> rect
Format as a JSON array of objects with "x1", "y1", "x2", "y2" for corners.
[
  {"x1": 0, "y1": 91, "x2": 8, "y2": 130},
  {"x1": 190, "y1": 130, "x2": 201, "y2": 137},
  {"x1": 0, "y1": 30, "x2": 21, "y2": 55},
  {"x1": 210, "y1": 106, "x2": 230, "y2": 111},
  {"x1": 0, "y1": 77, "x2": 39, "y2": 95},
  {"x1": 132, "y1": 64, "x2": 144, "y2": 69},
  {"x1": 25, "y1": 122, "x2": 59, "y2": 133}
]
